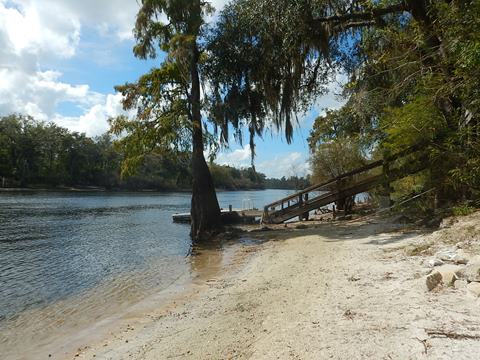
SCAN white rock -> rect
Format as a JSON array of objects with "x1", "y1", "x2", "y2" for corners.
[
  {"x1": 436, "y1": 264, "x2": 464, "y2": 286},
  {"x1": 436, "y1": 249, "x2": 458, "y2": 262},
  {"x1": 467, "y1": 282, "x2": 480, "y2": 297},
  {"x1": 439, "y1": 218, "x2": 457, "y2": 229},
  {"x1": 426, "y1": 271, "x2": 442, "y2": 291},
  {"x1": 452, "y1": 253, "x2": 469, "y2": 265},
  {"x1": 436, "y1": 264, "x2": 464, "y2": 275},
  {"x1": 441, "y1": 272, "x2": 457, "y2": 286},
  {"x1": 454, "y1": 280, "x2": 468, "y2": 290},
  {"x1": 434, "y1": 249, "x2": 469, "y2": 265},
  {"x1": 465, "y1": 262, "x2": 480, "y2": 282},
  {"x1": 427, "y1": 258, "x2": 444, "y2": 267}
]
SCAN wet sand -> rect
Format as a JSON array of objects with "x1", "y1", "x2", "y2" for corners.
[
  {"x1": 12, "y1": 215, "x2": 480, "y2": 359},
  {"x1": 1, "y1": 240, "x2": 254, "y2": 360}
]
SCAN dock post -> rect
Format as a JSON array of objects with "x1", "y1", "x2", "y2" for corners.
[
  {"x1": 381, "y1": 161, "x2": 394, "y2": 207},
  {"x1": 302, "y1": 193, "x2": 309, "y2": 221},
  {"x1": 229, "y1": 204, "x2": 233, "y2": 212}
]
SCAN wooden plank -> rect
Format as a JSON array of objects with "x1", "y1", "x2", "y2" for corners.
[
  {"x1": 264, "y1": 160, "x2": 382, "y2": 210},
  {"x1": 263, "y1": 144, "x2": 425, "y2": 212},
  {"x1": 263, "y1": 175, "x2": 383, "y2": 224}
]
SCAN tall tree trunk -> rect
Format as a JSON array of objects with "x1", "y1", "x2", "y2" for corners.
[
  {"x1": 405, "y1": 0, "x2": 459, "y2": 131},
  {"x1": 405, "y1": 0, "x2": 462, "y2": 204},
  {"x1": 190, "y1": 44, "x2": 222, "y2": 241}
]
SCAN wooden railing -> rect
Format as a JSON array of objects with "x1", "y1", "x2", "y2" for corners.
[
  {"x1": 262, "y1": 144, "x2": 427, "y2": 224},
  {"x1": 264, "y1": 159, "x2": 383, "y2": 212}
]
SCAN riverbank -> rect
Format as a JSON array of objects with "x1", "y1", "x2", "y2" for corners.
[
  {"x1": 0, "y1": 186, "x2": 281, "y2": 193},
  {"x1": 61, "y1": 212, "x2": 480, "y2": 359}
]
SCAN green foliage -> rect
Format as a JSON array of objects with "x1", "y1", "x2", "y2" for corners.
[
  {"x1": 206, "y1": 0, "x2": 334, "y2": 158},
  {"x1": 390, "y1": 172, "x2": 429, "y2": 203},
  {"x1": 0, "y1": 115, "x2": 121, "y2": 188},
  {"x1": 122, "y1": 153, "x2": 192, "y2": 191},
  {"x1": 209, "y1": 164, "x2": 265, "y2": 190},
  {"x1": 435, "y1": 0, "x2": 480, "y2": 118},
  {"x1": 110, "y1": 0, "x2": 215, "y2": 180},
  {"x1": 380, "y1": 94, "x2": 446, "y2": 153},
  {"x1": 310, "y1": 108, "x2": 371, "y2": 146},
  {"x1": 452, "y1": 203, "x2": 476, "y2": 217},
  {"x1": 264, "y1": 176, "x2": 311, "y2": 190},
  {"x1": 391, "y1": 186, "x2": 438, "y2": 220},
  {"x1": 132, "y1": 0, "x2": 213, "y2": 60},
  {"x1": 0, "y1": 115, "x2": 279, "y2": 191},
  {"x1": 111, "y1": 56, "x2": 194, "y2": 178},
  {"x1": 309, "y1": 137, "x2": 367, "y2": 184},
  {"x1": 112, "y1": 0, "x2": 268, "y2": 190},
  {"x1": 282, "y1": 0, "x2": 480, "y2": 207}
]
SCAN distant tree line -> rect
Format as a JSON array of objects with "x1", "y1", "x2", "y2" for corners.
[
  {"x1": 0, "y1": 115, "x2": 307, "y2": 191},
  {"x1": 264, "y1": 176, "x2": 311, "y2": 190}
]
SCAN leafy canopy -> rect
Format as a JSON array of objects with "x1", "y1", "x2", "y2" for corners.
[{"x1": 110, "y1": 0, "x2": 216, "y2": 177}]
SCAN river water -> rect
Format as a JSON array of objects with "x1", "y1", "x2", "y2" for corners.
[{"x1": 0, "y1": 189, "x2": 291, "y2": 358}]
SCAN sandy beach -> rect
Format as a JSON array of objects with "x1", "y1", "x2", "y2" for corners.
[{"x1": 43, "y1": 214, "x2": 480, "y2": 359}]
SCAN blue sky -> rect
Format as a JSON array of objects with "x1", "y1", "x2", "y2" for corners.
[{"x1": 0, "y1": 0, "x2": 344, "y2": 178}]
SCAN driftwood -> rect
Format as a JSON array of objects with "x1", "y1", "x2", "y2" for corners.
[
  {"x1": 425, "y1": 328, "x2": 480, "y2": 340},
  {"x1": 415, "y1": 338, "x2": 429, "y2": 355}
]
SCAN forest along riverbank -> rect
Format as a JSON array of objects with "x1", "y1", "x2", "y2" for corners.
[{"x1": 74, "y1": 212, "x2": 480, "y2": 360}]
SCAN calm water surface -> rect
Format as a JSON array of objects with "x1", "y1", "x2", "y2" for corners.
[{"x1": 0, "y1": 189, "x2": 291, "y2": 356}]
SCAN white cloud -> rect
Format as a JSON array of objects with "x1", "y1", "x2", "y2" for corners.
[
  {"x1": 0, "y1": 67, "x2": 105, "y2": 122},
  {"x1": 215, "y1": 145, "x2": 310, "y2": 178},
  {"x1": 0, "y1": 0, "x2": 137, "y2": 136},
  {"x1": 257, "y1": 152, "x2": 310, "y2": 178},
  {"x1": 0, "y1": 1, "x2": 81, "y2": 60},
  {"x1": 295, "y1": 72, "x2": 347, "y2": 129},
  {"x1": 53, "y1": 0, "x2": 139, "y2": 40},
  {"x1": 210, "y1": 0, "x2": 230, "y2": 10},
  {"x1": 53, "y1": 93, "x2": 126, "y2": 137},
  {"x1": 0, "y1": 66, "x2": 127, "y2": 137},
  {"x1": 0, "y1": 0, "x2": 232, "y2": 137},
  {"x1": 34, "y1": 0, "x2": 229, "y2": 40},
  {"x1": 6, "y1": 0, "x2": 140, "y2": 42},
  {"x1": 216, "y1": 145, "x2": 253, "y2": 168}
]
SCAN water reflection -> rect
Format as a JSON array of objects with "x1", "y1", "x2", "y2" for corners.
[{"x1": 0, "y1": 189, "x2": 291, "y2": 358}]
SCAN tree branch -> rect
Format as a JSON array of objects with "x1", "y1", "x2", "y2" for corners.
[
  {"x1": 312, "y1": 2, "x2": 408, "y2": 27},
  {"x1": 340, "y1": 20, "x2": 377, "y2": 30}
]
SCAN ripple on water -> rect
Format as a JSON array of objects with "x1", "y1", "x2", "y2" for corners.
[{"x1": 0, "y1": 189, "x2": 291, "y2": 359}]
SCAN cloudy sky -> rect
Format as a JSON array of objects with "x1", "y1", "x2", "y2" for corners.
[{"x1": 0, "y1": 0, "x2": 344, "y2": 178}]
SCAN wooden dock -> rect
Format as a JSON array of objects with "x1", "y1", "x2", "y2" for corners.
[
  {"x1": 172, "y1": 209, "x2": 263, "y2": 224},
  {"x1": 262, "y1": 174, "x2": 383, "y2": 224},
  {"x1": 262, "y1": 145, "x2": 428, "y2": 224}
]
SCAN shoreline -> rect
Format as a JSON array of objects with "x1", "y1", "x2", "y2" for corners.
[
  {"x1": 1, "y1": 238, "x2": 262, "y2": 360},
  {"x1": 79, "y1": 215, "x2": 480, "y2": 359},
  {"x1": 0, "y1": 187, "x2": 279, "y2": 194},
  {"x1": 7, "y1": 213, "x2": 480, "y2": 359}
]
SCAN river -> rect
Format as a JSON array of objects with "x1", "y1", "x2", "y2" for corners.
[{"x1": 0, "y1": 189, "x2": 292, "y2": 358}]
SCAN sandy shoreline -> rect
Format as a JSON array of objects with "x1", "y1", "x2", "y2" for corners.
[{"x1": 21, "y1": 215, "x2": 480, "y2": 359}]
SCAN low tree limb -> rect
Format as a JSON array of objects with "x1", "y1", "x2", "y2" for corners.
[{"x1": 312, "y1": 2, "x2": 408, "y2": 27}]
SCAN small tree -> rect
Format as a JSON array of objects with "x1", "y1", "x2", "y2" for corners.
[
  {"x1": 111, "y1": 0, "x2": 222, "y2": 241},
  {"x1": 310, "y1": 137, "x2": 367, "y2": 212}
]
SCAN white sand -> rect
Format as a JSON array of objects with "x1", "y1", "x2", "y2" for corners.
[{"x1": 60, "y1": 217, "x2": 480, "y2": 359}]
